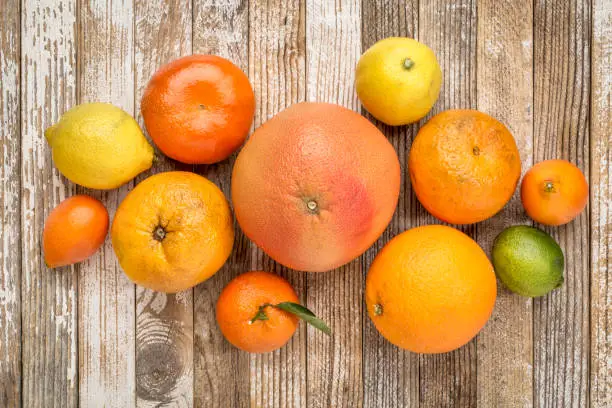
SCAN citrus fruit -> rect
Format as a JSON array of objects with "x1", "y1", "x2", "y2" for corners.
[
  {"x1": 231, "y1": 102, "x2": 400, "y2": 272},
  {"x1": 141, "y1": 55, "x2": 255, "y2": 164},
  {"x1": 520, "y1": 159, "x2": 588, "y2": 226},
  {"x1": 356, "y1": 37, "x2": 442, "y2": 125},
  {"x1": 111, "y1": 171, "x2": 234, "y2": 293},
  {"x1": 45, "y1": 102, "x2": 154, "y2": 189},
  {"x1": 43, "y1": 195, "x2": 109, "y2": 268},
  {"x1": 409, "y1": 110, "x2": 521, "y2": 224},
  {"x1": 365, "y1": 224, "x2": 497, "y2": 353},
  {"x1": 216, "y1": 271, "x2": 299, "y2": 353},
  {"x1": 492, "y1": 225, "x2": 564, "y2": 297}
]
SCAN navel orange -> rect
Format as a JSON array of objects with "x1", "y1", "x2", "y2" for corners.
[
  {"x1": 366, "y1": 225, "x2": 497, "y2": 353},
  {"x1": 111, "y1": 171, "x2": 234, "y2": 293},
  {"x1": 231, "y1": 102, "x2": 401, "y2": 272},
  {"x1": 520, "y1": 159, "x2": 588, "y2": 226},
  {"x1": 409, "y1": 110, "x2": 521, "y2": 224}
]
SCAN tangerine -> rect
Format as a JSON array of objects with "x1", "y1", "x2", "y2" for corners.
[{"x1": 520, "y1": 159, "x2": 588, "y2": 226}]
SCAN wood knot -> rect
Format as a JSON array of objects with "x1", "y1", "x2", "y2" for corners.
[{"x1": 136, "y1": 321, "x2": 191, "y2": 402}]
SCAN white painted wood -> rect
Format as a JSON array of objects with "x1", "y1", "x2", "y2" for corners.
[
  {"x1": 590, "y1": 1, "x2": 612, "y2": 406},
  {"x1": 134, "y1": 1, "x2": 193, "y2": 407},
  {"x1": 77, "y1": 0, "x2": 136, "y2": 406},
  {"x1": 0, "y1": 1, "x2": 22, "y2": 405},
  {"x1": 21, "y1": 1, "x2": 78, "y2": 406}
]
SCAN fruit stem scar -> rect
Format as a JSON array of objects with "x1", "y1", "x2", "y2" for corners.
[
  {"x1": 307, "y1": 200, "x2": 318, "y2": 212},
  {"x1": 472, "y1": 146, "x2": 480, "y2": 156},
  {"x1": 250, "y1": 303, "x2": 273, "y2": 323},
  {"x1": 403, "y1": 58, "x2": 415, "y2": 70},
  {"x1": 199, "y1": 104, "x2": 206, "y2": 110},
  {"x1": 153, "y1": 225, "x2": 166, "y2": 242},
  {"x1": 544, "y1": 181, "x2": 556, "y2": 193},
  {"x1": 373, "y1": 304, "x2": 383, "y2": 316}
]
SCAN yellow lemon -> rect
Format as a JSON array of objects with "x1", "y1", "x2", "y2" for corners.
[
  {"x1": 356, "y1": 37, "x2": 442, "y2": 126},
  {"x1": 45, "y1": 102, "x2": 154, "y2": 189}
]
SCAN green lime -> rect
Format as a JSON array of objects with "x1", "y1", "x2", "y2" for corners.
[{"x1": 492, "y1": 225, "x2": 564, "y2": 297}]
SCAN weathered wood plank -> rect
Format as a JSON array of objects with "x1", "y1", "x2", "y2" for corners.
[
  {"x1": 133, "y1": 1, "x2": 193, "y2": 407},
  {"x1": 0, "y1": 1, "x2": 22, "y2": 406},
  {"x1": 417, "y1": 0, "x2": 478, "y2": 406},
  {"x1": 248, "y1": 1, "x2": 307, "y2": 407},
  {"x1": 476, "y1": 0, "x2": 534, "y2": 407},
  {"x1": 533, "y1": 0, "x2": 591, "y2": 406},
  {"x1": 77, "y1": 1, "x2": 137, "y2": 406},
  {"x1": 590, "y1": 1, "x2": 611, "y2": 406},
  {"x1": 21, "y1": 1, "x2": 78, "y2": 406},
  {"x1": 305, "y1": 1, "x2": 363, "y2": 407},
  {"x1": 191, "y1": 1, "x2": 250, "y2": 407},
  {"x1": 360, "y1": 1, "x2": 419, "y2": 407}
]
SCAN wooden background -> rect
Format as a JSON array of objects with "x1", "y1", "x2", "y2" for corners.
[{"x1": 0, "y1": 0, "x2": 610, "y2": 407}]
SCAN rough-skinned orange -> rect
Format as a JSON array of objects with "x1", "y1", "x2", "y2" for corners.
[
  {"x1": 111, "y1": 171, "x2": 234, "y2": 293},
  {"x1": 409, "y1": 110, "x2": 521, "y2": 224}
]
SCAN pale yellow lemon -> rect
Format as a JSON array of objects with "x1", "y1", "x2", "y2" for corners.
[
  {"x1": 45, "y1": 102, "x2": 154, "y2": 189},
  {"x1": 356, "y1": 37, "x2": 442, "y2": 125}
]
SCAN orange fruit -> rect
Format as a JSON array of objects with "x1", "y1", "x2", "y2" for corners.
[
  {"x1": 409, "y1": 110, "x2": 521, "y2": 224},
  {"x1": 231, "y1": 102, "x2": 400, "y2": 272},
  {"x1": 111, "y1": 171, "x2": 234, "y2": 293},
  {"x1": 366, "y1": 225, "x2": 497, "y2": 353},
  {"x1": 216, "y1": 271, "x2": 299, "y2": 353},
  {"x1": 521, "y1": 159, "x2": 588, "y2": 226},
  {"x1": 43, "y1": 195, "x2": 109, "y2": 268},
  {"x1": 141, "y1": 55, "x2": 255, "y2": 164}
]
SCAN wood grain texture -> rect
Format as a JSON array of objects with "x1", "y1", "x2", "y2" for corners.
[
  {"x1": 360, "y1": 1, "x2": 419, "y2": 407},
  {"x1": 476, "y1": 0, "x2": 534, "y2": 406},
  {"x1": 77, "y1": 1, "x2": 137, "y2": 406},
  {"x1": 20, "y1": 1, "x2": 78, "y2": 406},
  {"x1": 417, "y1": 1, "x2": 478, "y2": 406},
  {"x1": 133, "y1": 1, "x2": 193, "y2": 406},
  {"x1": 533, "y1": 0, "x2": 591, "y2": 407},
  {"x1": 590, "y1": 1, "x2": 611, "y2": 406},
  {"x1": 0, "y1": 1, "x2": 21, "y2": 406},
  {"x1": 193, "y1": 0, "x2": 251, "y2": 407},
  {"x1": 305, "y1": 1, "x2": 363, "y2": 407},
  {"x1": 249, "y1": 1, "x2": 307, "y2": 407},
  {"x1": 191, "y1": 1, "x2": 250, "y2": 407}
]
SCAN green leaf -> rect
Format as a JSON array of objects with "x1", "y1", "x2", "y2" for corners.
[
  {"x1": 275, "y1": 302, "x2": 331, "y2": 335},
  {"x1": 250, "y1": 304, "x2": 272, "y2": 323}
]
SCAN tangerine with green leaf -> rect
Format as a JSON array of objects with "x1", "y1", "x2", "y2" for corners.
[{"x1": 216, "y1": 271, "x2": 330, "y2": 353}]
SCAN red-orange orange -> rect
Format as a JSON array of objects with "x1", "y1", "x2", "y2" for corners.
[{"x1": 141, "y1": 55, "x2": 255, "y2": 164}]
